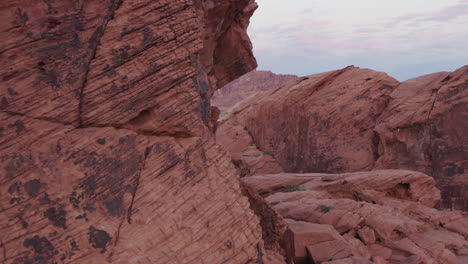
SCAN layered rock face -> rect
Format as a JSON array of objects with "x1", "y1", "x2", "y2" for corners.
[
  {"x1": 0, "y1": 1, "x2": 265, "y2": 263},
  {"x1": 218, "y1": 66, "x2": 468, "y2": 210},
  {"x1": 374, "y1": 68, "x2": 468, "y2": 211},
  {"x1": 212, "y1": 70, "x2": 298, "y2": 112},
  {"x1": 242, "y1": 170, "x2": 468, "y2": 264},
  {"x1": 218, "y1": 67, "x2": 400, "y2": 174}
]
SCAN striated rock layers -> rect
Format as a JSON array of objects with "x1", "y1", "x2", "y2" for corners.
[
  {"x1": 242, "y1": 170, "x2": 468, "y2": 264},
  {"x1": 212, "y1": 70, "x2": 298, "y2": 112},
  {"x1": 0, "y1": 0, "x2": 265, "y2": 263},
  {"x1": 218, "y1": 66, "x2": 468, "y2": 210}
]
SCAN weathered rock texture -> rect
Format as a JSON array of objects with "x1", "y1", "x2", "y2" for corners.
[
  {"x1": 242, "y1": 170, "x2": 468, "y2": 264},
  {"x1": 219, "y1": 66, "x2": 468, "y2": 210},
  {"x1": 212, "y1": 70, "x2": 298, "y2": 112},
  {"x1": 218, "y1": 66, "x2": 400, "y2": 176},
  {"x1": 216, "y1": 120, "x2": 284, "y2": 177},
  {"x1": 0, "y1": 0, "x2": 265, "y2": 263},
  {"x1": 374, "y1": 68, "x2": 468, "y2": 211}
]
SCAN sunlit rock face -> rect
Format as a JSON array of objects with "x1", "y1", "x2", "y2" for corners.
[
  {"x1": 219, "y1": 65, "x2": 468, "y2": 211},
  {"x1": 0, "y1": 0, "x2": 265, "y2": 263}
]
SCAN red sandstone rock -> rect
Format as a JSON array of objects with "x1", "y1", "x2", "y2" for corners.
[
  {"x1": 242, "y1": 170, "x2": 468, "y2": 264},
  {"x1": 219, "y1": 65, "x2": 468, "y2": 210},
  {"x1": 221, "y1": 66, "x2": 399, "y2": 173},
  {"x1": 212, "y1": 70, "x2": 298, "y2": 112},
  {"x1": 374, "y1": 67, "x2": 468, "y2": 210},
  {"x1": 282, "y1": 219, "x2": 345, "y2": 264},
  {"x1": 368, "y1": 244, "x2": 393, "y2": 260},
  {"x1": 216, "y1": 120, "x2": 283, "y2": 177},
  {"x1": 0, "y1": 0, "x2": 265, "y2": 263},
  {"x1": 243, "y1": 170, "x2": 441, "y2": 207},
  {"x1": 306, "y1": 240, "x2": 353, "y2": 263},
  {"x1": 358, "y1": 227, "x2": 377, "y2": 245}
]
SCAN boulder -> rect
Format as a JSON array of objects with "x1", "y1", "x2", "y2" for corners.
[
  {"x1": 306, "y1": 240, "x2": 353, "y2": 263},
  {"x1": 282, "y1": 219, "x2": 345, "y2": 264},
  {"x1": 242, "y1": 170, "x2": 468, "y2": 264},
  {"x1": 242, "y1": 170, "x2": 441, "y2": 207},
  {"x1": 358, "y1": 227, "x2": 376, "y2": 245}
]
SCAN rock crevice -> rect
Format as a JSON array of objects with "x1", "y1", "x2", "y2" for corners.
[{"x1": 77, "y1": 0, "x2": 125, "y2": 128}]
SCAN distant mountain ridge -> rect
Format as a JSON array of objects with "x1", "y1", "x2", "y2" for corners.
[{"x1": 212, "y1": 70, "x2": 298, "y2": 111}]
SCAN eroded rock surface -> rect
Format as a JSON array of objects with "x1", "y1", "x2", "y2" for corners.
[
  {"x1": 218, "y1": 66, "x2": 400, "y2": 174},
  {"x1": 242, "y1": 170, "x2": 468, "y2": 264},
  {"x1": 216, "y1": 119, "x2": 284, "y2": 177},
  {"x1": 375, "y1": 67, "x2": 468, "y2": 211},
  {"x1": 0, "y1": 0, "x2": 265, "y2": 263},
  {"x1": 219, "y1": 66, "x2": 468, "y2": 210},
  {"x1": 212, "y1": 70, "x2": 298, "y2": 112}
]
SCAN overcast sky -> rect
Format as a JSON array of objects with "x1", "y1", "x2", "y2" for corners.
[{"x1": 249, "y1": 0, "x2": 468, "y2": 81}]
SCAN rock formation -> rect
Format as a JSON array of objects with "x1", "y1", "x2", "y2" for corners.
[
  {"x1": 374, "y1": 68, "x2": 468, "y2": 211},
  {"x1": 242, "y1": 170, "x2": 468, "y2": 264},
  {"x1": 218, "y1": 65, "x2": 468, "y2": 210},
  {"x1": 2, "y1": 0, "x2": 467, "y2": 263},
  {"x1": 0, "y1": 0, "x2": 266, "y2": 263},
  {"x1": 216, "y1": 119, "x2": 284, "y2": 177},
  {"x1": 212, "y1": 70, "x2": 298, "y2": 112}
]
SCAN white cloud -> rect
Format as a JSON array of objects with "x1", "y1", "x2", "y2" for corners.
[{"x1": 249, "y1": 0, "x2": 468, "y2": 80}]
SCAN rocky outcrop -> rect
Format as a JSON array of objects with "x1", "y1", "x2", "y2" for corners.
[
  {"x1": 374, "y1": 67, "x2": 468, "y2": 211},
  {"x1": 212, "y1": 70, "x2": 298, "y2": 112},
  {"x1": 218, "y1": 65, "x2": 468, "y2": 210},
  {"x1": 242, "y1": 170, "x2": 468, "y2": 264},
  {"x1": 0, "y1": 1, "x2": 265, "y2": 263},
  {"x1": 218, "y1": 66, "x2": 400, "y2": 174}
]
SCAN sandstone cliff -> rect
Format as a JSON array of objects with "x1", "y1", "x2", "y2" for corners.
[
  {"x1": 375, "y1": 67, "x2": 468, "y2": 211},
  {"x1": 212, "y1": 70, "x2": 298, "y2": 112},
  {"x1": 0, "y1": 1, "x2": 265, "y2": 263},
  {"x1": 218, "y1": 66, "x2": 468, "y2": 210}
]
